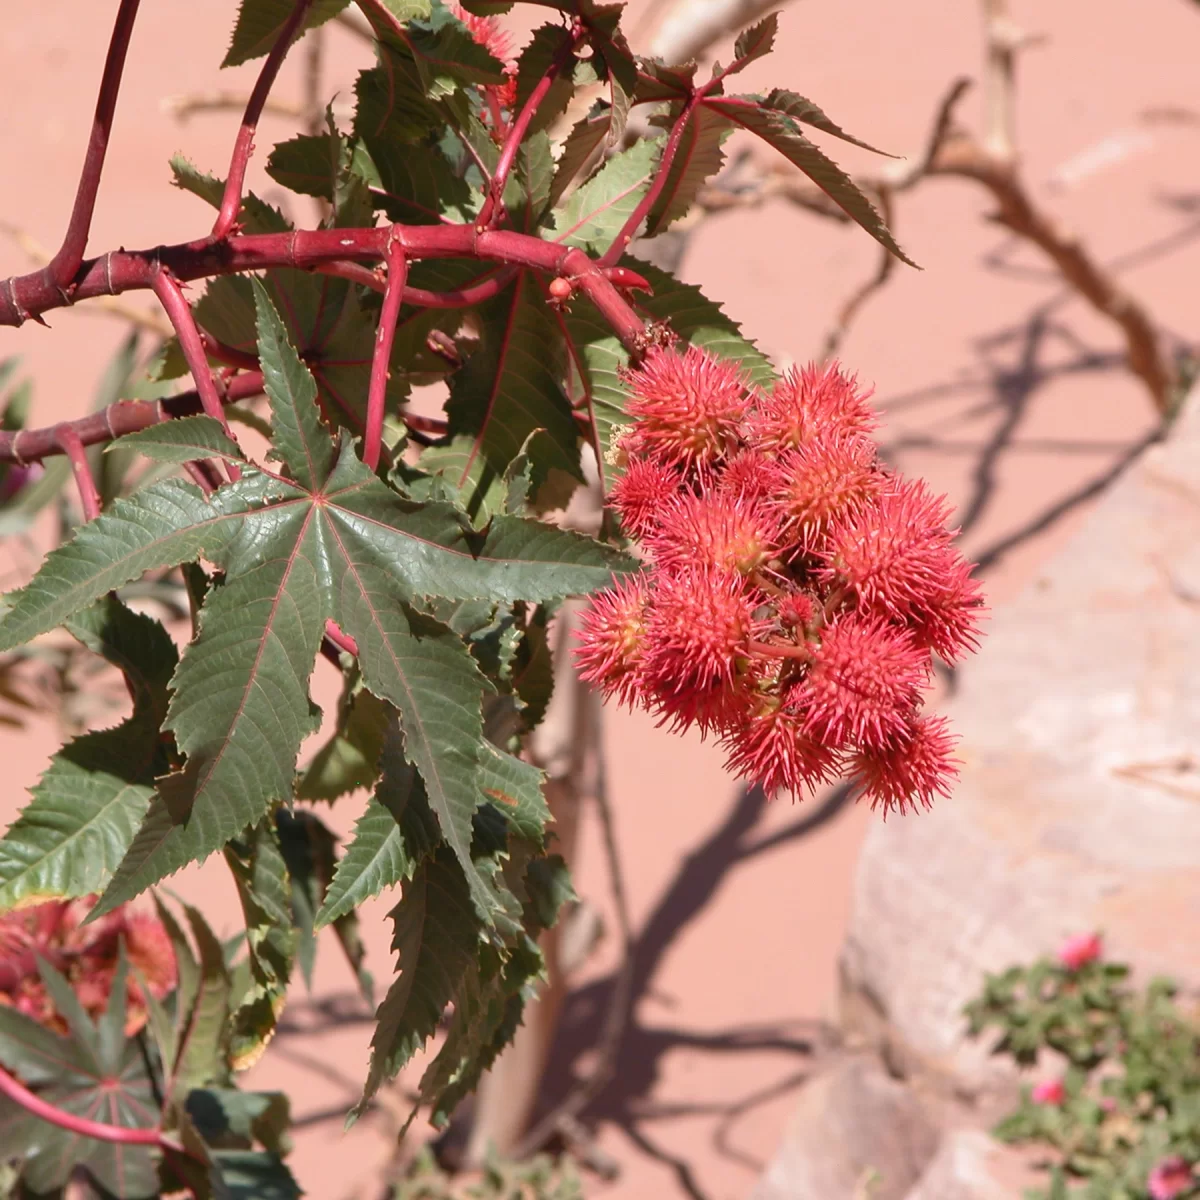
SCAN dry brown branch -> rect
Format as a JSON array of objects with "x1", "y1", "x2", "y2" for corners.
[
  {"x1": 927, "y1": 133, "x2": 1173, "y2": 412},
  {"x1": 159, "y1": 91, "x2": 309, "y2": 123},
  {"x1": 648, "y1": 0, "x2": 798, "y2": 64},
  {"x1": 0, "y1": 222, "x2": 171, "y2": 338},
  {"x1": 821, "y1": 187, "x2": 895, "y2": 360}
]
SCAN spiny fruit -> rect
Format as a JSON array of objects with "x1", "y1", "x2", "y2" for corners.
[{"x1": 577, "y1": 348, "x2": 985, "y2": 814}]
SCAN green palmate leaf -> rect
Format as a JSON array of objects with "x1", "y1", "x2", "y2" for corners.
[
  {"x1": 354, "y1": 847, "x2": 481, "y2": 1117},
  {"x1": 552, "y1": 135, "x2": 660, "y2": 253},
  {"x1": 760, "y1": 87, "x2": 895, "y2": 155},
  {"x1": 0, "y1": 598, "x2": 177, "y2": 908},
  {"x1": 644, "y1": 104, "x2": 733, "y2": 236},
  {"x1": 3, "y1": 314, "x2": 624, "y2": 917},
  {"x1": 477, "y1": 744, "x2": 549, "y2": 846},
  {"x1": 0, "y1": 476, "x2": 265, "y2": 651},
  {"x1": 110, "y1": 416, "x2": 247, "y2": 465},
  {"x1": 547, "y1": 105, "x2": 612, "y2": 208},
  {"x1": 633, "y1": 56, "x2": 697, "y2": 103},
  {"x1": 275, "y1": 809, "x2": 373, "y2": 998},
  {"x1": 316, "y1": 712, "x2": 440, "y2": 927},
  {"x1": 0, "y1": 963, "x2": 159, "y2": 1198},
  {"x1": 101, "y1": 547, "x2": 327, "y2": 912},
  {"x1": 209, "y1": 1150, "x2": 302, "y2": 1200},
  {"x1": 729, "y1": 12, "x2": 777, "y2": 71},
  {"x1": 223, "y1": 0, "x2": 350, "y2": 68},
  {"x1": 297, "y1": 681, "x2": 389, "y2": 802},
  {"x1": 167, "y1": 900, "x2": 236, "y2": 1095},
  {"x1": 169, "y1": 155, "x2": 290, "y2": 236},
  {"x1": 433, "y1": 271, "x2": 580, "y2": 520},
  {"x1": 515, "y1": 25, "x2": 580, "y2": 136},
  {"x1": 703, "y1": 97, "x2": 915, "y2": 266},
  {"x1": 185, "y1": 1087, "x2": 292, "y2": 1156},
  {"x1": 252, "y1": 280, "x2": 336, "y2": 488},
  {"x1": 0, "y1": 720, "x2": 155, "y2": 910},
  {"x1": 224, "y1": 818, "x2": 296, "y2": 1070},
  {"x1": 563, "y1": 260, "x2": 775, "y2": 471}
]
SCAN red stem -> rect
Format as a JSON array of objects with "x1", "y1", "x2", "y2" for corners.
[
  {"x1": 212, "y1": 0, "x2": 317, "y2": 240},
  {"x1": 0, "y1": 1065, "x2": 177, "y2": 1151},
  {"x1": 748, "y1": 639, "x2": 814, "y2": 661},
  {"x1": 1, "y1": 372, "x2": 264, "y2": 465},
  {"x1": 323, "y1": 619, "x2": 359, "y2": 657},
  {"x1": 364, "y1": 233, "x2": 407, "y2": 471},
  {"x1": 151, "y1": 270, "x2": 241, "y2": 482},
  {"x1": 55, "y1": 425, "x2": 101, "y2": 521},
  {"x1": 599, "y1": 95, "x2": 700, "y2": 268},
  {"x1": 43, "y1": 0, "x2": 142, "y2": 298},
  {"x1": 480, "y1": 23, "x2": 583, "y2": 227},
  {"x1": 0, "y1": 227, "x2": 646, "y2": 354}
]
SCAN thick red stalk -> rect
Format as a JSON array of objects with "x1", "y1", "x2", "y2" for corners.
[
  {"x1": 599, "y1": 95, "x2": 700, "y2": 268},
  {"x1": 212, "y1": 0, "x2": 317, "y2": 239},
  {"x1": 480, "y1": 23, "x2": 583, "y2": 227},
  {"x1": 150, "y1": 270, "x2": 241, "y2": 482},
  {"x1": 0, "y1": 1066, "x2": 176, "y2": 1151},
  {"x1": 42, "y1": 0, "x2": 142, "y2": 298},
  {"x1": 0, "y1": 372, "x2": 264, "y2": 466},
  {"x1": 55, "y1": 425, "x2": 101, "y2": 521},
  {"x1": 313, "y1": 259, "x2": 517, "y2": 307},
  {"x1": 364, "y1": 234, "x2": 408, "y2": 471},
  {"x1": 0, "y1": 227, "x2": 646, "y2": 352}
]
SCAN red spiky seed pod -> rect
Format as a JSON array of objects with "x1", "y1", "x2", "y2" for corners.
[
  {"x1": 641, "y1": 565, "x2": 764, "y2": 697},
  {"x1": 772, "y1": 434, "x2": 881, "y2": 553},
  {"x1": 718, "y1": 448, "x2": 783, "y2": 503},
  {"x1": 721, "y1": 699, "x2": 840, "y2": 797},
  {"x1": 796, "y1": 615, "x2": 930, "y2": 749},
  {"x1": 849, "y1": 713, "x2": 960, "y2": 815},
  {"x1": 747, "y1": 360, "x2": 878, "y2": 453},
  {"x1": 574, "y1": 573, "x2": 650, "y2": 707},
  {"x1": 649, "y1": 490, "x2": 782, "y2": 575},
  {"x1": 608, "y1": 458, "x2": 683, "y2": 540},
  {"x1": 621, "y1": 345, "x2": 751, "y2": 469}
]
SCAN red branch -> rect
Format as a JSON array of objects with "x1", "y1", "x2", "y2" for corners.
[
  {"x1": 151, "y1": 270, "x2": 242, "y2": 482},
  {"x1": 0, "y1": 1065, "x2": 177, "y2": 1152},
  {"x1": 480, "y1": 23, "x2": 584, "y2": 227},
  {"x1": 42, "y1": 0, "x2": 142, "y2": 298},
  {"x1": 1, "y1": 372, "x2": 265, "y2": 465},
  {"x1": 599, "y1": 94, "x2": 700, "y2": 268},
  {"x1": 56, "y1": 425, "x2": 101, "y2": 521},
  {"x1": 0, "y1": 226, "x2": 646, "y2": 352},
  {"x1": 213, "y1": 0, "x2": 317, "y2": 239},
  {"x1": 323, "y1": 619, "x2": 359, "y2": 657},
  {"x1": 364, "y1": 233, "x2": 408, "y2": 471}
]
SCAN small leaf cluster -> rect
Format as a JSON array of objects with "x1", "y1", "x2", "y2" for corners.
[{"x1": 964, "y1": 948, "x2": 1200, "y2": 1199}]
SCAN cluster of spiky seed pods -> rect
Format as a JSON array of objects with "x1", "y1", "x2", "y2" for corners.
[{"x1": 576, "y1": 346, "x2": 985, "y2": 813}]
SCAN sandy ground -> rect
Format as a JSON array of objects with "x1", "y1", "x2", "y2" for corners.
[{"x1": 1, "y1": 2, "x2": 1198, "y2": 1197}]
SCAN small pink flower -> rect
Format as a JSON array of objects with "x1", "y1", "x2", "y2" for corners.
[
  {"x1": 1148, "y1": 1156, "x2": 1193, "y2": 1200},
  {"x1": 1031, "y1": 1078, "x2": 1065, "y2": 1106},
  {"x1": 1058, "y1": 932, "x2": 1103, "y2": 972}
]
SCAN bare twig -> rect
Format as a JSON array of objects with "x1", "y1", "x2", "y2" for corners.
[
  {"x1": 821, "y1": 187, "x2": 896, "y2": 360},
  {"x1": 648, "y1": 0, "x2": 795, "y2": 65},
  {"x1": 160, "y1": 91, "x2": 310, "y2": 124}
]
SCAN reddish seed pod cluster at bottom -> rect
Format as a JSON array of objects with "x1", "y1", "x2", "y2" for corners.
[{"x1": 575, "y1": 346, "x2": 986, "y2": 814}]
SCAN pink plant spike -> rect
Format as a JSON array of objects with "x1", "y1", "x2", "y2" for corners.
[
  {"x1": 1058, "y1": 931, "x2": 1103, "y2": 971},
  {"x1": 1031, "y1": 1077, "x2": 1065, "y2": 1106},
  {"x1": 1148, "y1": 1156, "x2": 1194, "y2": 1200}
]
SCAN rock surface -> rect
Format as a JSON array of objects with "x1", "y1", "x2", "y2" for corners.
[
  {"x1": 902, "y1": 1131, "x2": 1031, "y2": 1200},
  {"x1": 841, "y1": 389, "x2": 1200, "y2": 1089},
  {"x1": 749, "y1": 1057, "x2": 939, "y2": 1200}
]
